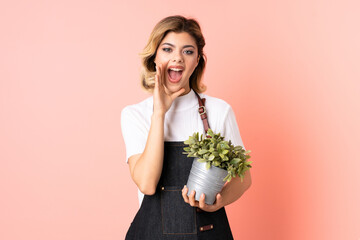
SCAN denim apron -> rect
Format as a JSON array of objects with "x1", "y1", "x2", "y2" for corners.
[{"x1": 125, "y1": 93, "x2": 234, "y2": 240}]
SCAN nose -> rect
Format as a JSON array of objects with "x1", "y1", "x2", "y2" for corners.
[{"x1": 172, "y1": 51, "x2": 184, "y2": 62}]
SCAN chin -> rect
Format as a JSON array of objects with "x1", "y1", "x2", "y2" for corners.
[
  {"x1": 166, "y1": 80, "x2": 189, "y2": 93},
  {"x1": 166, "y1": 86, "x2": 183, "y2": 94}
]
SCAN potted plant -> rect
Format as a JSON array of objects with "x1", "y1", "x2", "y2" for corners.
[{"x1": 183, "y1": 129, "x2": 252, "y2": 204}]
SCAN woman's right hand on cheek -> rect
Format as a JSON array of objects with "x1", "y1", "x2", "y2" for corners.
[{"x1": 153, "y1": 64, "x2": 185, "y2": 116}]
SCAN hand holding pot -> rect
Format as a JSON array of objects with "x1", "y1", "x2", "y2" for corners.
[{"x1": 182, "y1": 185, "x2": 224, "y2": 212}]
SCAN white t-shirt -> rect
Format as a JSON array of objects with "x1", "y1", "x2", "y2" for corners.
[{"x1": 121, "y1": 89, "x2": 245, "y2": 206}]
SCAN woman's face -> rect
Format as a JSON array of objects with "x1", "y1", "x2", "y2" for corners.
[{"x1": 154, "y1": 31, "x2": 199, "y2": 95}]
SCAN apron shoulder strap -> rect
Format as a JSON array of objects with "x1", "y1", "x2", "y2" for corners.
[{"x1": 193, "y1": 91, "x2": 211, "y2": 137}]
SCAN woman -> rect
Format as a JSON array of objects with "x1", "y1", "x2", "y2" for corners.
[{"x1": 121, "y1": 15, "x2": 251, "y2": 240}]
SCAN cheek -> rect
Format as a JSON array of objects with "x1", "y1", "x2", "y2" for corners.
[
  {"x1": 154, "y1": 55, "x2": 159, "y2": 65},
  {"x1": 154, "y1": 52, "x2": 168, "y2": 64},
  {"x1": 154, "y1": 51, "x2": 161, "y2": 64},
  {"x1": 188, "y1": 60, "x2": 199, "y2": 73}
]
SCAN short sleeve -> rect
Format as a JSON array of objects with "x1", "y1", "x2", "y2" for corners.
[
  {"x1": 222, "y1": 106, "x2": 246, "y2": 150},
  {"x1": 120, "y1": 106, "x2": 149, "y2": 162}
]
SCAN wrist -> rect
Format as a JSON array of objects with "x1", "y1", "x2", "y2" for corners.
[{"x1": 152, "y1": 111, "x2": 165, "y2": 120}]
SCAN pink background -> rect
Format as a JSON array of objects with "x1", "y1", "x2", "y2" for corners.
[{"x1": 1, "y1": 0, "x2": 359, "y2": 239}]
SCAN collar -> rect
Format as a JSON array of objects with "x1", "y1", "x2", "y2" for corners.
[{"x1": 168, "y1": 89, "x2": 198, "y2": 112}]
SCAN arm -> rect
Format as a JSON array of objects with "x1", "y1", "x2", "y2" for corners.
[
  {"x1": 182, "y1": 104, "x2": 251, "y2": 211},
  {"x1": 128, "y1": 65, "x2": 185, "y2": 195},
  {"x1": 128, "y1": 112, "x2": 165, "y2": 195},
  {"x1": 218, "y1": 169, "x2": 252, "y2": 206}
]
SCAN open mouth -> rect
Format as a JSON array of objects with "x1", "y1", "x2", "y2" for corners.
[{"x1": 167, "y1": 67, "x2": 183, "y2": 83}]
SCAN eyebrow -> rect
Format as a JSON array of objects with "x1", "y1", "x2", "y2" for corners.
[{"x1": 161, "y1": 43, "x2": 196, "y2": 49}]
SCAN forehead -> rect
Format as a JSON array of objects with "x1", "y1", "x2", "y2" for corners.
[{"x1": 160, "y1": 31, "x2": 197, "y2": 48}]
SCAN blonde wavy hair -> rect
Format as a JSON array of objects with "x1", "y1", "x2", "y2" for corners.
[{"x1": 140, "y1": 15, "x2": 207, "y2": 93}]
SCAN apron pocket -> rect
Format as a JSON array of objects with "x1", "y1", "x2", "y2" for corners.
[{"x1": 160, "y1": 186, "x2": 197, "y2": 234}]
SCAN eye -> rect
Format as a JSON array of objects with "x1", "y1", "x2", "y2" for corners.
[
  {"x1": 184, "y1": 50, "x2": 194, "y2": 55},
  {"x1": 162, "y1": 47, "x2": 172, "y2": 53}
]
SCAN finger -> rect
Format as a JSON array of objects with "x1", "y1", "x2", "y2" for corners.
[
  {"x1": 163, "y1": 84, "x2": 171, "y2": 95},
  {"x1": 154, "y1": 66, "x2": 159, "y2": 88},
  {"x1": 160, "y1": 63, "x2": 167, "y2": 84},
  {"x1": 216, "y1": 193, "x2": 222, "y2": 203},
  {"x1": 188, "y1": 190, "x2": 198, "y2": 207},
  {"x1": 182, "y1": 185, "x2": 189, "y2": 203},
  {"x1": 160, "y1": 64, "x2": 168, "y2": 87},
  {"x1": 213, "y1": 193, "x2": 223, "y2": 208},
  {"x1": 198, "y1": 193, "x2": 206, "y2": 209},
  {"x1": 208, "y1": 193, "x2": 223, "y2": 212},
  {"x1": 201, "y1": 193, "x2": 222, "y2": 212},
  {"x1": 157, "y1": 65, "x2": 162, "y2": 86}
]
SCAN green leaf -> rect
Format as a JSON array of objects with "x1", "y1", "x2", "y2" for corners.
[
  {"x1": 223, "y1": 173, "x2": 232, "y2": 182},
  {"x1": 206, "y1": 162, "x2": 211, "y2": 170},
  {"x1": 239, "y1": 174, "x2": 244, "y2": 182},
  {"x1": 212, "y1": 160, "x2": 221, "y2": 166},
  {"x1": 240, "y1": 166, "x2": 249, "y2": 175},
  {"x1": 183, "y1": 147, "x2": 191, "y2": 152},
  {"x1": 198, "y1": 149, "x2": 209, "y2": 155},
  {"x1": 234, "y1": 146, "x2": 243, "y2": 151},
  {"x1": 245, "y1": 161, "x2": 252, "y2": 167},
  {"x1": 230, "y1": 158, "x2": 241, "y2": 165},
  {"x1": 222, "y1": 149, "x2": 229, "y2": 155}
]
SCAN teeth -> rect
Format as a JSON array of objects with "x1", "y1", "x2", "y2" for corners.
[{"x1": 169, "y1": 68, "x2": 183, "y2": 72}]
